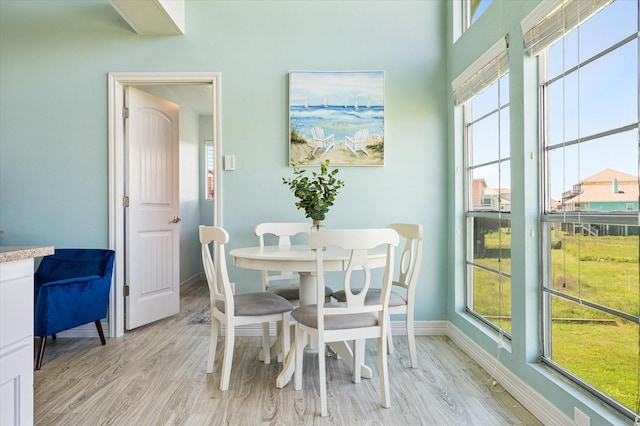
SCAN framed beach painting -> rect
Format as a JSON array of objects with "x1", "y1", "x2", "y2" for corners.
[{"x1": 289, "y1": 71, "x2": 384, "y2": 166}]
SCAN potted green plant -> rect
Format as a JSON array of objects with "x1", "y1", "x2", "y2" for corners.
[{"x1": 282, "y1": 159, "x2": 345, "y2": 230}]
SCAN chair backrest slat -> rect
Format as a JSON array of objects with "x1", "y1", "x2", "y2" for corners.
[
  {"x1": 308, "y1": 228, "x2": 399, "y2": 329},
  {"x1": 199, "y1": 225, "x2": 234, "y2": 313},
  {"x1": 387, "y1": 223, "x2": 423, "y2": 297},
  {"x1": 255, "y1": 222, "x2": 310, "y2": 291}
]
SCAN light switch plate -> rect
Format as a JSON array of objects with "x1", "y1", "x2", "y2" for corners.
[{"x1": 224, "y1": 155, "x2": 235, "y2": 170}]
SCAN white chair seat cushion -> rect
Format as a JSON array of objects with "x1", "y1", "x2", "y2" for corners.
[
  {"x1": 217, "y1": 292, "x2": 293, "y2": 316},
  {"x1": 267, "y1": 284, "x2": 334, "y2": 300},
  {"x1": 332, "y1": 288, "x2": 407, "y2": 307},
  {"x1": 292, "y1": 302, "x2": 378, "y2": 330}
]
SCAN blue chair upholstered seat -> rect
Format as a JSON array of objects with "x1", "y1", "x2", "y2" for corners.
[{"x1": 34, "y1": 248, "x2": 116, "y2": 370}]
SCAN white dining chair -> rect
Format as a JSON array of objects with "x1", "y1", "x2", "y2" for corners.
[
  {"x1": 255, "y1": 222, "x2": 334, "y2": 304},
  {"x1": 292, "y1": 228, "x2": 399, "y2": 417},
  {"x1": 199, "y1": 225, "x2": 293, "y2": 391},
  {"x1": 332, "y1": 223, "x2": 423, "y2": 368}
]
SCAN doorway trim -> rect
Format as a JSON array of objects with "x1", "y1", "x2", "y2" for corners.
[{"x1": 107, "y1": 72, "x2": 222, "y2": 338}]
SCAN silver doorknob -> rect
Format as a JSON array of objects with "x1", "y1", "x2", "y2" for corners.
[{"x1": 170, "y1": 216, "x2": 182, "y2": 224}]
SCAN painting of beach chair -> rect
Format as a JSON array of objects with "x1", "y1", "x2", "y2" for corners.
[
  {"x1": 310, "y1": 126, "x2": 335, "y2": 157},
  {"x1": 345, "y1": 129, "x2": 369, "y2": 157}
]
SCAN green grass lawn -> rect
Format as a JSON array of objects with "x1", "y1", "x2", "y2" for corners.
[
  {"x1": 553, "y1": 321, "x2": 638, "y2": 409},
  {"x1": 473, "y1": 229, "x2": 640, "y2": 412},
  {"x1": 552, "y1": 234, "x2": 639, "y2": 317}
]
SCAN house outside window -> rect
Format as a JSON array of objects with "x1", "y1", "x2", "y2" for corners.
[
  {"x1": 527, "y1": 0, "x2": 640, "y2": 418},
  {"x1": 572, "y1": 202, "x2": 587, "y2": 211}
]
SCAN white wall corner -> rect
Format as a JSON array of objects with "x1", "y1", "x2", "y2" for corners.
[{"x1": 181, "y1": 273, "x2": 205, "y2": 288}]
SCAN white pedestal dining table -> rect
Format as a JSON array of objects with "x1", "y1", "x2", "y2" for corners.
[{"x1": 229, "y1": 244, "x2": 387, "y2": 388}]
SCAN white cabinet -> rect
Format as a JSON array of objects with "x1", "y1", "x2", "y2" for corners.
[{"x1": 0, "y1": 247, "x2": 53, "y2": 426}]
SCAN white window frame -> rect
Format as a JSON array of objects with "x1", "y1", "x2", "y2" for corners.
[
  {"x1": 454, "y1": 36, "x2": 512, "y2": 337},
  {"x1": 204, "y1": 141, "x2": 214, "y2": 201},
  {"x1": 530, "y1": 0, "x2": 640, "y2": 419},
  {"x1": 463, "y1": 0, "x2": 494, "y2": 31}
]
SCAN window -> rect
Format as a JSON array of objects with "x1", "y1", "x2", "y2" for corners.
[
  {"x1": 454, "y1": 37, "x2": 511, "y2": 336},
  {"x1": 573, "y1": 202, "x2": 587, "y2": 212},
  {"x1": 528, "y1": 0, "x2": 640, "y2": 418},
  {"x1": 205, "y1": 143, "x2": 214, "y2": 200},
  {"x1": 464, "y1": 0, "x2": 494, "y2": 29}
]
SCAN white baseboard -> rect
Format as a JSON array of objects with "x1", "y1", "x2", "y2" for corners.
[
  {"x1": 391, "y1": 319, "x2": 448, "y2": 336},
  {"x1": 54, "y1": 322, "x2": 102, "y2": 339},
  {"x1": 181, "y1": 273, "x2": 205, "y2": 288},
  {"x1": 447, "y1": 323, "x2": 573, "y2": 426}
]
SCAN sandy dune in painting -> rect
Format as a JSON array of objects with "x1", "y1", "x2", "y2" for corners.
[{"x1": 290, "y1": 134, "x2": 384, "y2": 166}]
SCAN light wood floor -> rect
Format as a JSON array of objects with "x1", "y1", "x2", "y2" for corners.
[{"x1": 34, "y1": 282, "x2": 543, "y2": 425}]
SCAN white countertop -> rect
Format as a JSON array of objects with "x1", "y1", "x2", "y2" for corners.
[{"x1": 0, "y1": 246, "x2": 54, "y2": 263}]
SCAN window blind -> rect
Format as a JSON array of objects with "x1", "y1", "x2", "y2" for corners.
[
  {"x1": 451, "y1": 36, "x2": 509, "y2": 106},
  {"x1": 521, "y1": 0, "x2": 614, "y2": 56}
]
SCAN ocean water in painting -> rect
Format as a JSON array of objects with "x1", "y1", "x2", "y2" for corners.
[{"x1": 290, "y1": 104, "x2": 384, "y2": 143}]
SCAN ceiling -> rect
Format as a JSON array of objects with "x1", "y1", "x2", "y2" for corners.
[
  {"x1": 138, "y1": 84, "x2": 213, "y2": 116},
  {"x1": 164, "y1": 84, "x2": 213, "y2": 116}
]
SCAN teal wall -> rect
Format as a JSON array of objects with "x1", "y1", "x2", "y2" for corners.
[
  {"x1": 0, "y1": 0, "x2": 447, "y2": 316},
  {"x1": 590, "y1": 201, "x2": 639, "y2": 211}
]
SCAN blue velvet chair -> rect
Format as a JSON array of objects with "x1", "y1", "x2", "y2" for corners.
[{"x1": 34, "y1": 248, "x2": 116, "y2": 370}]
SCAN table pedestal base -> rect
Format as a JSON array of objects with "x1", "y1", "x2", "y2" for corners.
[{"x1": 275, "y1": 339, "x2": 372, "y2": 388}]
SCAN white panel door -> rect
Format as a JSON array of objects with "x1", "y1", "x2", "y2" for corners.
[{"x1": 125, "y1": 87, "x2": 180, "y2": 330}]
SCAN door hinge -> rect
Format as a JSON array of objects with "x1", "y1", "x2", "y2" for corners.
[
  {"x1": 124, "y1": 285, "x2": 130, "y2": 297},
  {"x1": 123, "y1": 196, "x2": 129, "y2": 208},
  {"x1": 122, "y1": 106, "x2": 129, "y2": 119}
]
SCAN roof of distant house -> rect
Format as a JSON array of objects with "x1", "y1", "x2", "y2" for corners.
[
  {"x1": 568, "y1": 168, "x2": 638, "y2": 203},
  {"x1": 581, "y1": 168, "x2": 638, "y2": 184}
]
